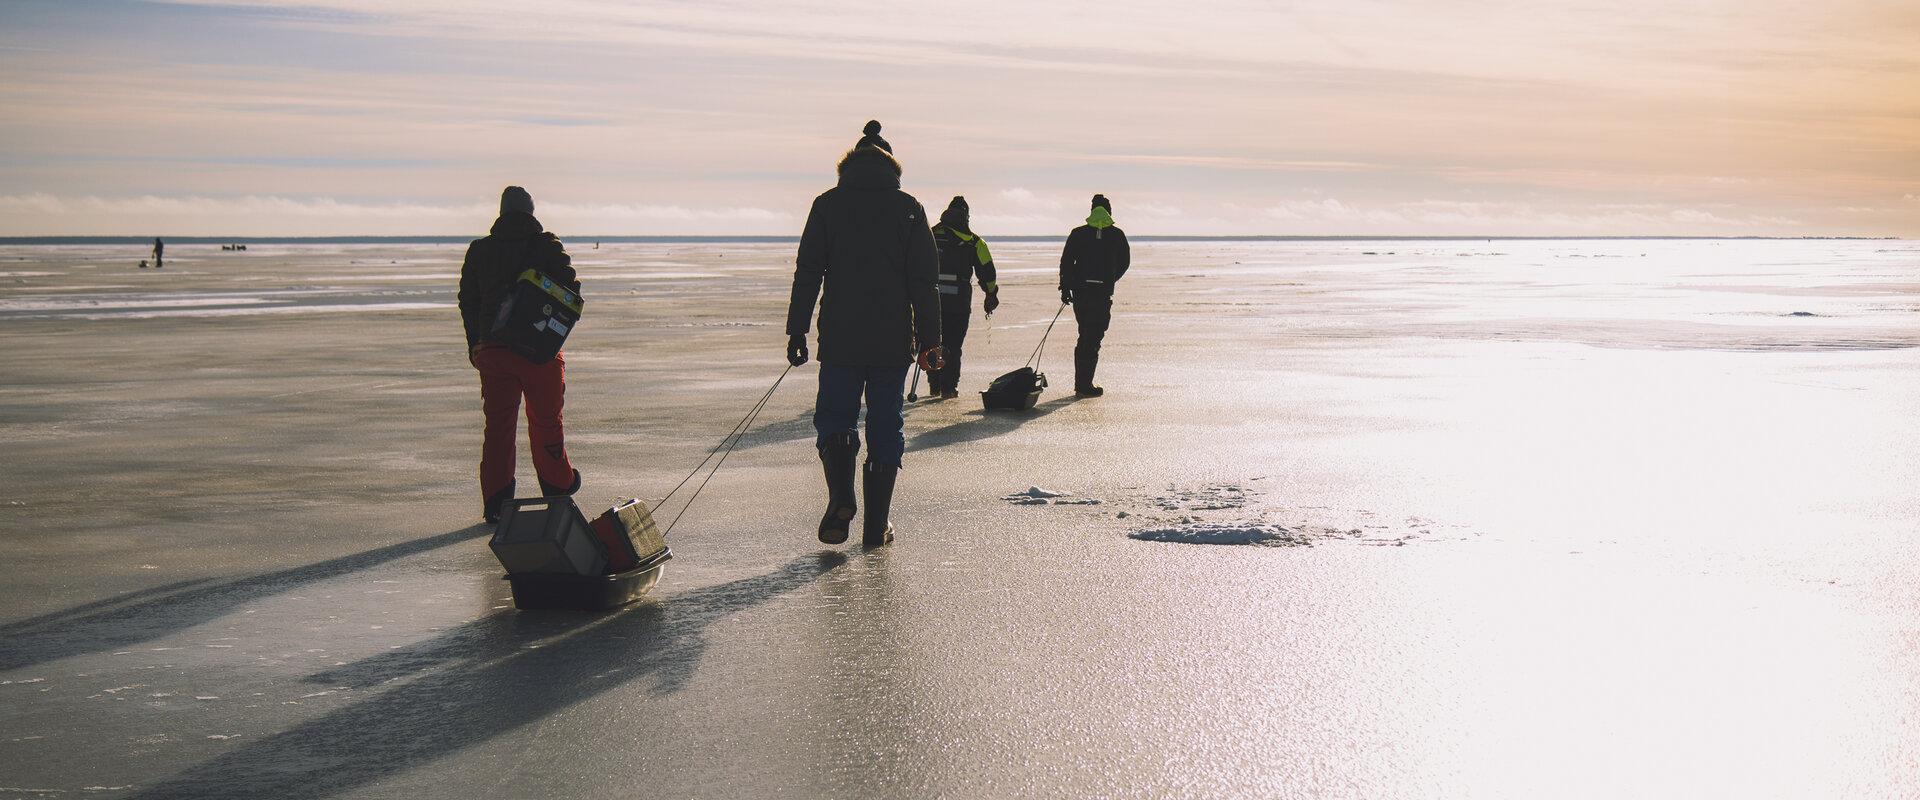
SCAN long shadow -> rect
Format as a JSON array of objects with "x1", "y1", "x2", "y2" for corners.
[
  {"x1": 729, "y1": 383, "x2": 1065, "y2": 456},
  {"x1": 127, "y1": 552, "x2": 848, "y2": 800},
  {"x1": 906, "y1": 395, "x2": 1079, "y2": 452},
  {"x1": 0, "y1": 525, "x2": 493, "y2": 673}
]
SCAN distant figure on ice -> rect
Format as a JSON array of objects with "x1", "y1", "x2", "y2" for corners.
[
  {"x1": 458, "y1": 185, "x2": 581, "y2": 523},
  {"x1": 785, "y1": 120, "x2": 943, "y2": 547},
  {"x1": 927, "y1": 196, "x2": 999, "y2": 399},
  {"x1": 1058, "y1": 194, "x2": 1129, "y2": 397},
  {"x1": 151, "y1": 237, "x2": 164, "y2": 269}
]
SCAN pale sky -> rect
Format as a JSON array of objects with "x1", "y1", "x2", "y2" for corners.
[{"x1": 1, "y1": 0, "x2": 1915, "y2": 236}]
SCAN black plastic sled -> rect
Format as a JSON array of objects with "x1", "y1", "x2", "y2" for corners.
[
  {"x1": 505, "y1": 549, "x2": 670, "y2": 611},
  {"x1": 981, "y1": 366, "x2": 1046, "y2": 411}
]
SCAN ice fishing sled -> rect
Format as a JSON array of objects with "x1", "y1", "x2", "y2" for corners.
[
  {"x1": 491, "y1": 497, "x2": 670, "y2": 611},
  {"x1": 981, "y1": 367, "x2": 1047, "y2": 411},
  {"x1": 981, "y1": 304, "x2": 1066, "y2": 411}
]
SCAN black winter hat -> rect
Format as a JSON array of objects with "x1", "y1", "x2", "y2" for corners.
[
  {"x1": 1090, "y1": 194, "x2": 1111, "y2": 212},
  {"x1": 856, "y1": 120, "x2": 893, "y2": 154},
  {"x1": 947, "y1": 196, "x2": 968, "y2": 215},
  {"x1": 501, "y1": 185, "x2": 534, "y2": 216}
]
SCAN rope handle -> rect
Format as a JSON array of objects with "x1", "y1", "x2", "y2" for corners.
[
  {"x1": 1026, "y1": 303, "x2": 1067, "y2": 371},
  {"x1": 656, "y1": 364, "x2": 791, "y2": 536}
]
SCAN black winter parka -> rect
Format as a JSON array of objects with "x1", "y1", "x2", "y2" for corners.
[
  {"x1": 1058, "y1": 222, "x2": 1130, "y2": 297},
  {"x1": 786, "y1": 147, "x2": 941, "y2": 366},
  {"x1": 458, "y1": 212, "x2": 576, "y2": 348}
]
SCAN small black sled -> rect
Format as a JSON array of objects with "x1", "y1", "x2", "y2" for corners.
[
  {"x1": 981, "y1": 367, "x2": 1046, "y2": 410},
  {"x1": 981, "y1": 303, "x2": 1066, "y2": 412}
]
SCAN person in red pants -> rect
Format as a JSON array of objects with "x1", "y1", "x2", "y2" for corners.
[{"x1": 458, "y1": 186, "x2": 581, "y2": 522}]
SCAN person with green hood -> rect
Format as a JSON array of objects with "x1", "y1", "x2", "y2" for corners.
[
  {"x1": 926, "y1": 196, "x2": 999, "y2": 399},
  {"x1": 1058, "y1": 193, "x2": 1130, "y2": 397}
]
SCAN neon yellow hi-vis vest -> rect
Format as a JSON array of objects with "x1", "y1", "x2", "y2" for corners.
[
  {"x1": 936, "y1": 225, "x2": 996, "y2": 293},
  {"x1": 948, "y1": 227, "x2": 993, "y2": 268}
]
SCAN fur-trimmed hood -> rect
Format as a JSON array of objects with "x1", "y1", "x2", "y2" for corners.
[{"x1": 837, "y1": 146, "x2": 902, "y2": 189}]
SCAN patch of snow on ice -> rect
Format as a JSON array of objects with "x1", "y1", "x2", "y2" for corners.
[{"x1": 1129, "y1": 523, "x2": 1308, "y2": 547}]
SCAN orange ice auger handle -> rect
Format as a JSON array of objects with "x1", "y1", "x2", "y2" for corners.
[{"x1": 917, "y1": 346, "x2": 945, "y2": 372}]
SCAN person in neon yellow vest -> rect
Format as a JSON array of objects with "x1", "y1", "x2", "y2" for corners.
[{"x1": 926, "y1": 196, "x2": 1000, "y2": 399}]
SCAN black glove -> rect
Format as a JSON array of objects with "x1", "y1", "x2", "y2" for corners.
[
  {"x1": 983, "y1": 290, "x2": 1000, "y2": 315},
  {"x1": 786, "y1": 334, "x2": 809, "y2": 366},
  {"x1": 1060, "y1": 288, "x2": 1073, "y2": 305}
]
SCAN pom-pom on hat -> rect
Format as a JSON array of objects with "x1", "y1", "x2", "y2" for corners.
[{"x1": 856, "y1": 120, "x2": 893, "y2": 154}]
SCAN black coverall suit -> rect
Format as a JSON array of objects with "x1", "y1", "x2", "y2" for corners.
[
  {"x1": 928, "y1": 220, "x2": 996, "y2": 394},
  {"x1": 1058, "y1": 221, "x2": 1130, "y2": 391}
]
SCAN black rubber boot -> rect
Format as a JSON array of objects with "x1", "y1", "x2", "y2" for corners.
[
  {"x1": 538, "y1": 468, "x2": 581, "y2": 497},
  {"x1": 818, "y1": 432, "x2": 859, "y2": 544},
  {"x1": 484, "y1": 481, "x2": 515, "y2": 524},
  {"x1": 1075, "y1": 352, "x2": 1103, "y2": 397},
  {"x1": 862, "y1": 462, "x2": 897, "y2": 547}
]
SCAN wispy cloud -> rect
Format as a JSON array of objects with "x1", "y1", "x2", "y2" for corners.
[{"x1": 0, "y1": 1, "x2": 1912, "y2": 235}]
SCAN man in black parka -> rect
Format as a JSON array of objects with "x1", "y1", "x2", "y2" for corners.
[
  {"x1": 786, "y1": 121, "x2": 944, "y2": 547},
  {"x1": 1058, "y1": 193, "x2": 1130, "y2": 396},
  {"x1": 927, "y1": 195, "x2": 999, "y2": 399}
]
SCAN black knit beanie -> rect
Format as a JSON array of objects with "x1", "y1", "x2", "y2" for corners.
[
  {"x1": 501, "y1": 185, "x2": 534, "y2": 216},
  {"x1": 856, "y1": 120, "x2": 893, "y2": 154},
  {"x1": 947, "y1": 196, "x2": 968, "y2": 215},
  {"x1": 1091, "y1": 194, "x2": 1111, "y2": 212}
]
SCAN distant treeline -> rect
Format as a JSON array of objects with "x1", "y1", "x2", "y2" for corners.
[{"x1": 0, "y1": 235, "x2": 1896, "y2": 246}]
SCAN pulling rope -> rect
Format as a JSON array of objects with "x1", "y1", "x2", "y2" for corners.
[
  {"x1": 656, "y1": 364, "x2": 791, "y2": 536},
  {"x1": 1026, "y1": 303, "x2": 1068, "y2": 371}
]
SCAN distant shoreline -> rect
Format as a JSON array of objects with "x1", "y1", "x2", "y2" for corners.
[{"x1": 0, "y1": 235, "x2": 1899, "y2": 246}]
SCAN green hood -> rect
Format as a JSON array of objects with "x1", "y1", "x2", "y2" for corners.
[{"x1": 1086, "y1": 207, "x2": 1114, "y2": 229}]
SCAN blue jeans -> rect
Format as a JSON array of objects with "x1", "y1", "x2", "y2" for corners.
[{"x1": 814, "y1": 363, "x2": 910, "y2": 467}]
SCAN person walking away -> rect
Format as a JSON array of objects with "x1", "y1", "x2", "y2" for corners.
[
  {"x1": 786, "y1": 120, "x2": 943, "y2": 547},
  {"x1": 151, "y1": 237, "x2": 163, "y2": 269},
  {"x1": 458, "y1": 186, "x2": 582, "y2": 523},
  {"x1": 927, "y1": 196, "x2": 999, "y2": 399},
  {"x1": 1058, "y1": 194, "x2": 1129, "y2": 397}
]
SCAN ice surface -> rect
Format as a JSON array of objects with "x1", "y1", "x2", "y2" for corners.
[{"x1": 1, "y1": 238, "x2": 1917, "y2": 798}]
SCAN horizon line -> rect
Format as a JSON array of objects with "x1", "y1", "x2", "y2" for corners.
[{"x1": 0, "y1": 234, "x2": 1901, "y2": 245}]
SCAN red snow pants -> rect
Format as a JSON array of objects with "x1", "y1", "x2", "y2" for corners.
[{"x1": 474, "y1": 345, "x2": 574, "y2": 499}]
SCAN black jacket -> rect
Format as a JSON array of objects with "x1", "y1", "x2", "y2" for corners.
[
  {"x1": 930, "y1": 212, "x2": 997, "y2": 310},
  {"x1": 1059, "y1": 222, "x2": 1129, "y2": 296},
  {"x1": 458, "y1": 212, "x2": 576, "y2": 348},
  {"x1": 786, "y1": 147, "x2": 941, "y2": 366}
]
